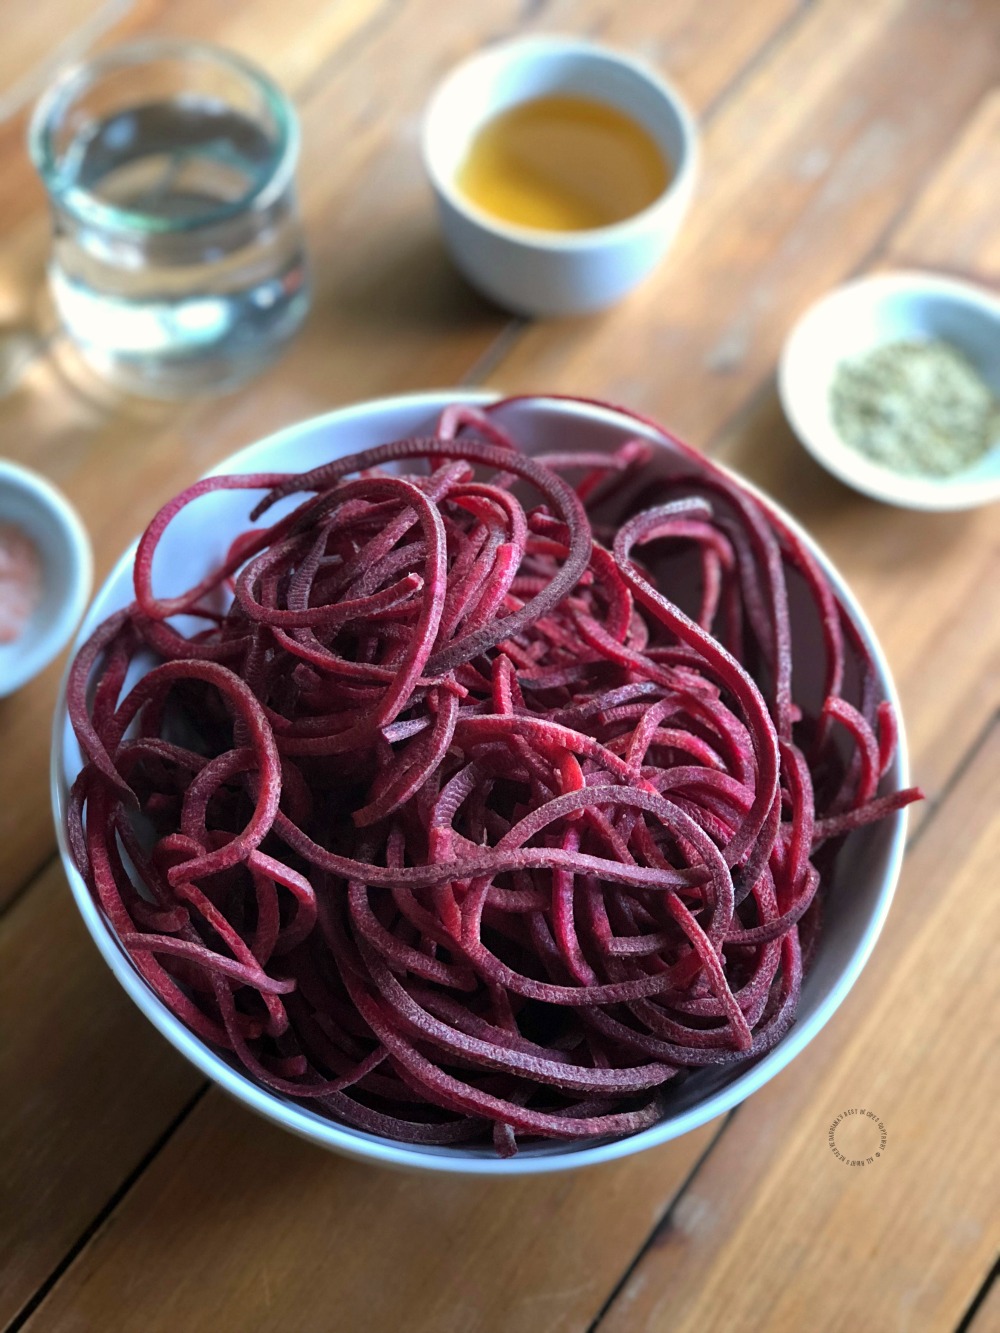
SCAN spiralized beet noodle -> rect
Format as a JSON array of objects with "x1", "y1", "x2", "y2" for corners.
[{"x1": 66, "y1": 398, "x2": 921, "y2": 1155}]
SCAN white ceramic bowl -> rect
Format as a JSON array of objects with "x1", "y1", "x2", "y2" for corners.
[
  {"x1": 779, "y1": 271, "x2": 1000, "y2": 510},
  {"x1": 422, "y1": 38, "x2": 697, "y2": 316},
  {"x1": 0, "y1": 459, "x2": 92, "y2": 697},
  {"x1": 52, "y1": 391, "x2": 909, "y2": 1175}
]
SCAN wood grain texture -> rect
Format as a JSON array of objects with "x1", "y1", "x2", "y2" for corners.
[
  {"x1": 709, "y1": 83, "x2": 1000, "y2": 827},
  {"x1": 594, "y1": 725, "x2": 1000, "y2": 1333},
  {"x1": 1, "y1": 1, "x2": 998, "y2": 1330},
  {"x1": 483, "y1": 0, "x2": 1000, "y2": 441},
  {"x1": 0, "y1": 0, "x2": 799, "y2": 902},
  {"x1": 0, "y1": 862, "x2": 203, "y2": 1327},
  {"x1": 17, "y1": 1098, "x2": 720, "y2": 1333},
  {"x1": 0, "y1": 0, "x2": 132, "y2": 123},
  {"x1": 888, "y1": 89, "x2": 1000, "y2": 283}
]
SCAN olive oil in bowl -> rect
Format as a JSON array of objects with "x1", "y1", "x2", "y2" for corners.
[
  {"x1": 423, "y1": 39, "x2": 697, "y2": 314},
  {"x1": 456, "y1": 95, "x2": 671, "y2": 233}
]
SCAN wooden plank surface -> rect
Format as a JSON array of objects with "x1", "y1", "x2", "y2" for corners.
[
  {"x1": 0, "y1": 0, "x2": 130, "y2": 124},
  {"x1": 15, "y1": 1098, "x2": 721, "y2": 1333},
  {"x1": 593, "y1": 723, "x2": 1000, "y2": 1333},
  {"x1": 889, "y1": 89, "x2": 1000, "y2": 283},
  {"x1": 1, "y1": 2, "x2": 998, "y2": 1331},
  {"x1": 481, "y1": 0, "x2": 1000, "y2": 442},
  {"x1": 0, "y1": 862, "x2": 202, "y2": 1327}
]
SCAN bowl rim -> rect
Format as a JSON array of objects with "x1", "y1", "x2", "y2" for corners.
[
  {"x1": 0, "y1": 458, "x2": 92, "y2": 697},
  {"x1": 27, "y1": 37, "x2": 301, "y2": 236},
  {"x1": 778, "y1": 269, "x2": 1000, "y2": 512},
  {"x1": 421, "y1": 35, "x2": 699, "y2": 251},
  {"x1": 50, "y1": 389, "x2": 910, "y2": 1175}
]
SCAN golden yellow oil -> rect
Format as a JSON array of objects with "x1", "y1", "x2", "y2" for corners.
[{"x1": 456, "y1": 94, "x2": 671, "y2": 232}]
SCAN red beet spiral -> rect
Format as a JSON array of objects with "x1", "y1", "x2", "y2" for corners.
[{"x1": 66, "y1": 398, "x2": 920, "y2": 1155}]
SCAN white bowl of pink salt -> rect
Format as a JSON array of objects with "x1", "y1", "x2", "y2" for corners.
[
  {"x1": 0, "y1": 459, "x2": 92, "y2": 696},
  {"x1": 779, "y1": 272, "x2": 1000, "y2": 510}
]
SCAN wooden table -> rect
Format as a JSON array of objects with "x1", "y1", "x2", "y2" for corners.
[{"x1": 2, "y1": 2, "x2": 998, "y2": 1330}]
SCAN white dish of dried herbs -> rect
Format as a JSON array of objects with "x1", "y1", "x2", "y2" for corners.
[{"x1": 779, "y1": 272, "x2": 1000, "y2": 510}]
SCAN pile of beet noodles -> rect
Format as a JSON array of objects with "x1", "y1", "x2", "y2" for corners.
[{"x1": 66, "y1": 398, "x2": 920, "y2": 1156}]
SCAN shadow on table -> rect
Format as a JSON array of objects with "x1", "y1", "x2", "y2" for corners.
[{"x1": 330, "y1": 223, "x2": 509, "y2": 335}]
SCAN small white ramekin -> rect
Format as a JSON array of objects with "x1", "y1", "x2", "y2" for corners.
[
  {"x1": 779, "y1": 271, "x2": 1000, "y2": 511},
  {"x1": 0, "y1": 459, "x2": 92, "y2": 697},
  {"x1": 422, "y1": 37, "x2": 698, "y2": 317}
]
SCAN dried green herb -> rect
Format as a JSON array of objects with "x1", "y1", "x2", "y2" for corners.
[{"x1": 830, "y1": 339, "x2": 1000, "y2": 476}]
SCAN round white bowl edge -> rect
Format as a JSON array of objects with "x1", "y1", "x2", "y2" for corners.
[
  {"x1": 421, "y1": 37, "x2": 699, "y2": 316},
  {"x1": 779, "y1": 271, "x2": 1000, "y2": 511},
  {"x1": 50, "y1": 390, "x2": 910, "y2": 1175}
]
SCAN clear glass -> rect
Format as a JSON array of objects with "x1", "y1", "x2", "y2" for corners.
[{"x1": 29, "y1": 40, "x2": 310, "y2": 398}]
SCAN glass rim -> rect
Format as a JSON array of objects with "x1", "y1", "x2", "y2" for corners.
[{"x1": 27, "y1": 37, "x2": 300, "y2": 235}]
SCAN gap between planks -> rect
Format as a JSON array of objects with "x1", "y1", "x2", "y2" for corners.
[
  {"x1": 583, "y1": 1110, "x2": 739, "y2": 1333},
  {"x1": 954, "y1": 1255, "x2": 1000, "y2": 1333},
  {"x1": 4, "y1": 1086, "x2": 210, "y2": 1333}
]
